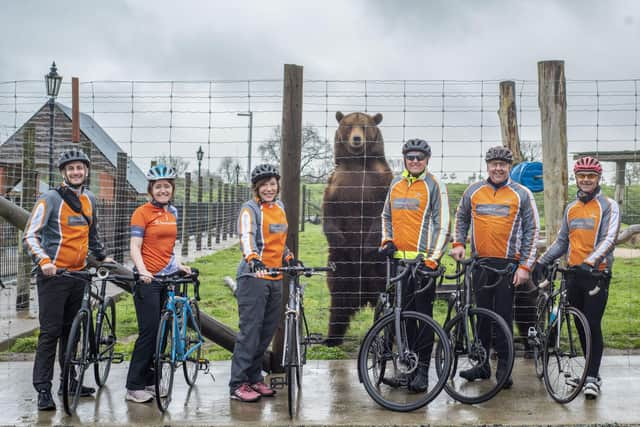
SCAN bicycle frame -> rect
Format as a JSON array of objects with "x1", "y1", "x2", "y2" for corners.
[
  {"x1": 281, "y1": 275, "x2": 304, "y2": 367},
  {"x1": 163, "y1": 284, "x2": 205, "y2": 364}
]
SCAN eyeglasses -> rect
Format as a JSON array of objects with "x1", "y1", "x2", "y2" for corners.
[
  {"x1": 405, "y1": 154, "x2": 427, "y2": 162},
  {"x1": 575, "y1": 173, "x2": 599, "y2": 180}
]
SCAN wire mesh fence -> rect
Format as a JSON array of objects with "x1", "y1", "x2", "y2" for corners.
[{"x1": 0, "y1": 77, "x2": 638, "y2": 357}]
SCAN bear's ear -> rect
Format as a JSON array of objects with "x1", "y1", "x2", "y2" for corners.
[
  {"x1": 373, "y1": 113, "x2": 383, "y2": 125},
  {"x1": 336, "y1": 111, "x2": 344, "y2": 123}
]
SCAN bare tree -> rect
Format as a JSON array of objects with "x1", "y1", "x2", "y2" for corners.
[
  {"x1": 521, "y1": 140, "x2": 542, "y2": 162},
  {"x1": 258, "y1": 125, "x2": 332, "y2": 182},
  {"x1": 626, "y1": 163, "x2": 640, "y2": 186},
  {"x1": 218, "y1": 157, "x2": 242, "y2": 183},
  {"x1": 152, "y1": 155, "x2": 190, "y2": 176}
]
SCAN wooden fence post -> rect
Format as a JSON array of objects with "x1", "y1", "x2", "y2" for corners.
[
  {"x1": 272, "y1": 64, "x2": 304, "y2": 372},
  {"x1": 216, "y1": 180, "x2": 222, "y2": 244},
  {"x1": 498, "y1": 81, "x2": 524, "y2": 164},
  {"x1": 223, "y1": 183, "x2": 230, "y2": 241},
  {"x1": 538, "y1": 60, "x2": 568, "y2": 245},
  {"x1": 113, "y1": 153, "x2": 128, "y2": 264},
  {"x1": 208, "y1": 177, "x2": 214, "y2": 248},
  {"x1": 615, "y1": 160, "x2": 625, "y2": 212},
  {"x1": 16, "y1": 125, "x2": 37, "y2": 310},
  {"x1": 182, "y1": 172, "x2": 191, "y2": 257},
  {"x1": 197, "y1": 174, "x2": 203, "y2": 251}
]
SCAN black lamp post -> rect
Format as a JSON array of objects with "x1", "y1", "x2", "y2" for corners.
[
  {"x1": 235, "y1": 164, "x2": 240, "y2": 185},
  {"x1": 196, "y1": 145, "x2": 204, "y2": 179},
  {"x1": 45, "y1": 62, "x2": 62, "y2": 188}
]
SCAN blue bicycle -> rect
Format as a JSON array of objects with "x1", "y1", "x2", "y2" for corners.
[{"x1": 153, "y1": 268, "x2": 209, "y2": 412}]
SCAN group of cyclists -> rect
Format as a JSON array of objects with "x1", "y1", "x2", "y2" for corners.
[{"x1": 22, "y1": 136, "x2": 619, "y2": 411}]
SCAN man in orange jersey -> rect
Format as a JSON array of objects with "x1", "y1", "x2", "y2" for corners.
[
  {"x1": 537, "y1": 156, "x2": 619, "y2": 399},
  {"x1": 381, "y1": 138, "x2": 450, "y2": 392},
  {"x1": 24, "y1": 149, "x2": 111, "y2": 410},
  {"x1": 451, "y1": 146, "x2": 540, "y2": 389}
]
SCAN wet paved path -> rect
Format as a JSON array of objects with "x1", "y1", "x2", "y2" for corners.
[{"x1": 1, "y1": 356, "x2": 639, "y2": 426}]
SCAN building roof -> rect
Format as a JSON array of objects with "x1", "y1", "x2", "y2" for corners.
[{"x1": 57, "y1": 104, "x2": 147, "y2": 193}]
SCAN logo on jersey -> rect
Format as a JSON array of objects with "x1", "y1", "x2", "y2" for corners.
[
  {"x1": 476, "y1": 204, "x2": 510, "y2": 217},
  {"x1": 569, "y1": 218, "x2": 595, "y2": 230},
  {"x1": 269, "y1": 223, "x2": 287, "y2": 233},
  {"x1": 392, "y1": 198, "x2": 420, "y2": 210}
]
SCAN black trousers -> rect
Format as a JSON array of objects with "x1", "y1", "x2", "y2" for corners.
[
  {"x1": 126, "y1": 281, "x2": 167, "y2": 390},
  {"x1": 398, "y1": 265, "x2": 436, "y2": 365},
  {"x1": 567, "y1": 270, "x2": 610, "y2": 379},
  {"x1": 32, "y1": 274, "x2": 85, "y2": 391},
  {"x1": 474, "y1": 258, "x2": 517, "y2": 368}
]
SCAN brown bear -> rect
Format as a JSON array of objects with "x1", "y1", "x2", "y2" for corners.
[{"x1": 322, "y1": 111, "x2": 393, "y2": 346}]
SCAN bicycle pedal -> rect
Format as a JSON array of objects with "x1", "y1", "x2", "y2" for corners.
[
  {"x1": 305, "y1": 333, "x2": 324, "y2": 344},
  {"x1": 269, "y1": 376, "x2": 286, "y2": 390},
  {"x1": 111, "y1": 353, "x2": 124, "y2": 364}
]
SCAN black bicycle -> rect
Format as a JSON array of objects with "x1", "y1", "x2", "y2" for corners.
[
  {"x1": 436, "y1": 256, "x2": 516, "y2": 404},
  {"x1": 60, "y1": 266, "x2": 132, "y2": 415},
  {"x1": 529, "y1": 262, "x2": 593, "y2": 403},
  {"x1": 357, "y1": 256, "x2": 452, "y2": 412}
]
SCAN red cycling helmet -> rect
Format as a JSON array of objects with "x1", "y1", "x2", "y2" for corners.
[{"x1": 573, "y1": 156, "x2": 602, "y2": 175}]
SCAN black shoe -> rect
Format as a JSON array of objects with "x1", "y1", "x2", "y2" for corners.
[
  {"x1": 37, "y1": 389, "x2": 56, "y2": 411},
  {"x1": 459, "y1": 364, "x2": 490, "y2": 381},
  {"x1": 496, "y1": 367, "x2": 513, "y2": 389},
  {"x1": 57, "y1": 380, "x2": 95, "y2": 397},
  {"x1": 408, "y1": 366, "x2": 429, "y2": 392}
]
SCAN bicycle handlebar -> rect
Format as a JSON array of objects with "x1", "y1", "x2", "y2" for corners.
[
  {"x1": 152, "y1": 268, "x2": 201, "y2": 300},
  {"x1": 538, "y1": 262, "x2": 608, "y2": 296},
  {"x1": 444, "y1": 257, "x2": 516, "y2": 290}
]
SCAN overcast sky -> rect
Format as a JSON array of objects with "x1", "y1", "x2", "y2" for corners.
[{"x1": 1, "y1": 0, "x2": 640, "y2": 81}]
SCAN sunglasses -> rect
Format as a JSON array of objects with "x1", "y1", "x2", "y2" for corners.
[
  {"x1": 575, "y1": 173, "x2": 599, "y2": 180},
  {"x1": 405, "y1": 153, "x2": 427, "y2": 162}
]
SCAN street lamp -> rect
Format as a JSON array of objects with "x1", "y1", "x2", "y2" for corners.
[
  {"x1": 196, "y1": 145, "x2": 204, "y2": 178},
  {"x1": 237, "y1": 111, "x2": 253, "y2": 184},
  {"x1": 235, "y1": 164, "x2": 241, "y2": 185},
  {"x1": 45, "y1": 62, "x2": 62, "y2": 188}
]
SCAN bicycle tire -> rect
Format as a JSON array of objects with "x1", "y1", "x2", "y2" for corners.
[
  {"x1": 183, "y1": 299, "x2": 202, "y2": 386},
  {"x1": 62, "y1": 310, "x2": 90, "y2": 415},
  {"x1": 533, "y1": 293, "x2": 550, "y2": 379},
  {"x1": 94, "y1": 296, "x2": 116, "y2": 387},
  {"x1": 285, "y1": 314, "x2": 298, "y2": 418},
  {"x1": 297, "y1": 309, "x2": 308, "y2": 389},
  {"x1": 358, "y1": 311, "x2": 451, "y2": 412},
  {"x1": 155, "y1": 311, "x2": 176, "y2": 412},
  {"x1": 442, "y1": 307, "x2": 514, "y2": 404},
  {"x1": 542, "y1": 306, "x2": 591, "y2": 404}
]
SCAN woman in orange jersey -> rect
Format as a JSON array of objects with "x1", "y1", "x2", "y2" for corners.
[
  {"x1": 125, "y1": 165, "x2": 191, "y2": 403},
  {"x1": 537, "y1": 156, "x2": 620, "y2": 400},
  {"x1": 229, "y1": 164, "x2": 300, "y2": 402}
]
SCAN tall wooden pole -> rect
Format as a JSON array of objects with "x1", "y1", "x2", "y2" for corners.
[
  {"x1": 272, "y1": 64, "x2": 303, "y2": 372},
  {"x1": 498, "y1": 81, "x2": 524, "y2": 164},
  {"x1": 538, "y1": 60, "x2": 568, "y2": 244}
]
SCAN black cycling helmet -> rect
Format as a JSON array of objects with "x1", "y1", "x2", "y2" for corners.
[
  {"x1": 251, "y1": 164, "x2": 280, "y2": 184},
  {"x1": 57, "y1": 148, "x2": 90, "y2": 170},
  {"x1": 146, "y1": 164, "x2": 177, "y2": 181},
  {"x1": 485, "y1": 146, "x2": 513, "y2": 164},
  {"x1": 402, "y1": 139, "x2": 431, "y2": 157}
]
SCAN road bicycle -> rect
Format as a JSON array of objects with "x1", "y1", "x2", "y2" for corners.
[
  {"x1": 528, "y1": 261, "x2": 593, "y2": 403},
  {"x1": 436, "y1": 256, "x2": 515, "y2": 404},
  {"x1": 247, "y1": 264, "x2": 333, "y2": 418},
  {"x1": 60, "y1": 265, "x2": 132, "y2": 415},
  {"x1": 154, "y1": 268, "x2": 210, "y2": 412},
  {"x1": 357, "y1": 256, "x2": 452, "y2": 412}
]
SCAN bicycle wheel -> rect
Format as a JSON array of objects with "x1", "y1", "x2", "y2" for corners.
[
  {"x1": 183, "y1": 299, "x2": 202, "y2": 386},
  {"x1": 62, "y1": 311, "x2": 90, "y2": 415},
  {"x1": 442, "y1": 307, "x2": 514, "y2": 404},
  {"x1": 543, "y1": 306, "x2": 591, "y2": 404},
  {"x1": 532, "y1": 294, "x2": 550, "y2": 379},
  {"x1": 286, "y1": 314, "x2": 299, "y2": 418},
  {"x1": 94, "y1": 296, "x2": 116, "y2": 387},
  {"x1": 358, "y1": 311, "x2": 451, "y2": 412},
  {"x1": 155, "y1": 311, "x2": 176, "y2": 412}
]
